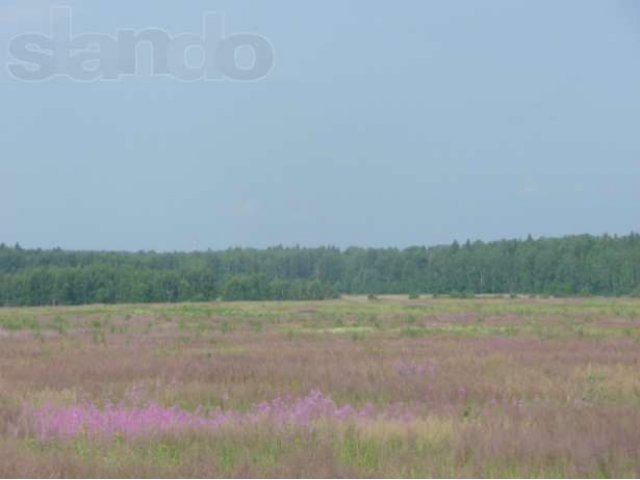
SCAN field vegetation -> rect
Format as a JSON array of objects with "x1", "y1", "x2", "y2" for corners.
[{"x1": 1, "y1": 296, "x2": 639, "y2": 477}]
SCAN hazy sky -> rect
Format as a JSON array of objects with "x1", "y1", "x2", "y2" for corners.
[{"x1": 1, "y1": 0, "x2": 639, "y2": 251}]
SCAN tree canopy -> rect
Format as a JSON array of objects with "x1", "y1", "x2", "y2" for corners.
[{"x1": 1, "y1": 233, "x2": 639, "y2": 306}]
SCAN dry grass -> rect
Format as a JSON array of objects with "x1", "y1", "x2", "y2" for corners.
[{"x1": 1, "y1": 296, "x2": 640, "y2": 477}]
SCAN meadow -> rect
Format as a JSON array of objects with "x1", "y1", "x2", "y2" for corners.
[{"x1": 1, "y1": 295, "x2": 639, "y2": 478}]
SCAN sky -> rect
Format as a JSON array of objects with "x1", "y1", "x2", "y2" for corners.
[{"x1": 1, "y1": 0, "x2": 639, "y2": 251}]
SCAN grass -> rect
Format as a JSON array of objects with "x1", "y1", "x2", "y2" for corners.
[{"x1": 1, "y1": 296, "x2": 640, "y2": 477}]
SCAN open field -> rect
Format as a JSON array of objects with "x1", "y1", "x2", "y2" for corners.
[{"x1": 1, "y1": 296, "x2": 640, "y2": 477}]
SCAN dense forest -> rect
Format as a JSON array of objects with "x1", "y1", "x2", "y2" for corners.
[{"x1": 1, "y1": 233, "x2": 640, "y2": 306}]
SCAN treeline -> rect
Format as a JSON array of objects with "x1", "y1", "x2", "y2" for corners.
[
  {"x1": 0, "y1": 265, "x2": 338, "y2": 306},
  {"x1": 1, "y1": 233, "x2": 639, "y2": 306}
]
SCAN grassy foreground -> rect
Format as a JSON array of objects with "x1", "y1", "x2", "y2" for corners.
[{"x1": 1, "y1": 296, "x2": 640, "y2": 477}]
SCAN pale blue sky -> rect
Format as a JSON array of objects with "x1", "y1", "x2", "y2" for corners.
[{"x1": 1, "y1": 0, "x2": 639, "y2": 251}]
